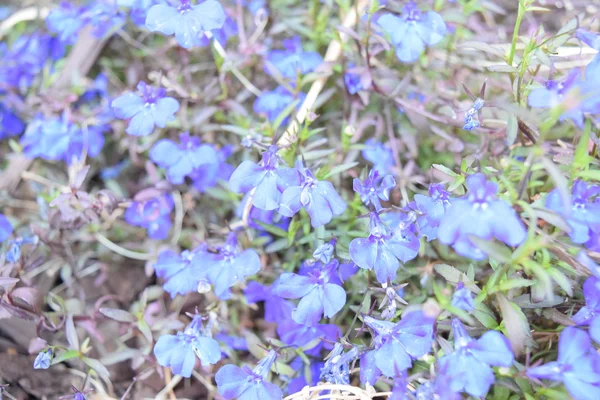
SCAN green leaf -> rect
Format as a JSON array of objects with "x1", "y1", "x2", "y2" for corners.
[
  {"x1": 533, "y1": 208, "x2": 572, "y2": 233},
  {"x1": 65, "y1": 314, "x2": 80, "y2": 350},
  {"x1": 273, "y1": 99, "x2": 301, "y2": 132},
  {"x1": 547, "y1": 267, "x2": 573, "y2": 297},
  {"x1": 324, "y1": 162, "x2": 359, "y2": 179},
  {"x1": 505, "y1": 114, "x2": 518, "y2": 146},
  {"x1": 254, "y1": 220, "x2": 288, "y2": 238},
  {"x1": 473, "y1": 302, "x2": 499, "y2": 329},
  {"x1": 468, "y1": 237, "x2": 512, "y2": 263},
  {"x1": 99, "y1": 307, "x2": 136, "y2": 323},
  {"x1": 497, "y1": 278, "x2": 535, "y2": 292},
  {"x1": 432, "y1": 164, "x2": 458, "y2": 177},
  {"x1": 487, "y1": 65, "x2": 519, "y2": 73},
  {"x1": 82, "y1": 357, "x2": 111, "y2": 379},
  {"x1": 51, "y1": 349, "x2": 80, "y2": 365},
  {"x1": 433, "y1": 264, "x2": 480, "y2": 293}
]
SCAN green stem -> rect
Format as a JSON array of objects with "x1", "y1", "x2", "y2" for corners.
[{"x1": 508, "y1": 1, "x2": 525, "y2": 67}]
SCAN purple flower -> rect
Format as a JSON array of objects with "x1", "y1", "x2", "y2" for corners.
[
  {"x1": 353, "y1": 169, "x2": 396, "y2": 211},
  {"x1": 438, "y1": 173, "x2": 527, "y2": 260},
  {"x1": 0, "y1": 214, "x2": 13, "y2": 243},
  {"x1": 145, "y1": 0, "x2": 226, "y2": 49},
  {"x1": 124, "y1": 192, "x2": 174, "y2": 240},
  {"x1": 20, "y1": 114, "x2": 104, "y2": 164},
  {"x1": 0, "y1": 102, "x2": 24, "y2": 140},
  {"x1": 377, "y1": 2, "x2": 446, "y2": 63},
  {"x1": 273, "y1": 259, "x2": 346, "y2": 326},
  {"x1": 84, "y1": 2, "x2": 126, "y2": 38},
  {"x1": 363, "y1": 311, "x2": 435, "y2": 377},
  {"x1": 235, "y1": 192, "x2": 290, "y2": 234},
  {"x1": 277, "y1": 319, "x2": 340, "y2": 357},
  {"x1": 154, "y1": 315, "x2": 222, "y2": 378},
  {"x1": 451, "y1": 282, "x2": 474, "y2": 312},
  {"x1": 150, "y1": 132, "x2": 218, "y2": 184},
  {"x1": 438, "y1": 319, "x2": 513, "y2": 397},
  {"x1": 411, "y1": 183, "x2": 453, "y2": 241},
  {"x1": 153, "y1": 245, "x2": 209, "y2": 298},
  {"x1": 527, "y1": 327, "x2": 600, "y2": 400},
  {"x1": 362, "y1": 139, "x2": 395, "y2": 174},
  {"x1": 215, "y1": 333, "x2": 248, "y2": 352},
  {"x1": 33, "y1": 349, "x2": 52, "y2": 370},
  {"x1": 265, "y1": 36, "x2": 323, "y2": 79},
  {"x1": 320, "y1": 343, "x2": 359, "y2": 385},
  {"x1": 244, "y1": 281, "x2": 294, "y2": 323},
  {"x1": 46, "y1": 2, "x2": 85, "y2": 44},
  {"x1": 229, "y1": 145, "x2": 300, "y2": 211},
  {"x1": 111, "y1": 81, "x2": 179, "y2": 137},
  {"x1": 349, "y1": 212, "x2": 420, "y2": 284},
  {"x1": 546, "y1": 180, "x2": 600, "y2": 245},
  {"x1": 571, "y1": 259, "x2": 600, "y2": 344},
  {"x1": 202, "y1": 232, "x2": 262, "y2": 299},
  {"x1": 216, "y1": 350, "x2": 283, "y2": 400},
  {"x1": 253, "y1": 86, "x2": 306, "y2": 123},
  {"x1": 279, "y1": 162, "x2": 347, "y2": 228}
]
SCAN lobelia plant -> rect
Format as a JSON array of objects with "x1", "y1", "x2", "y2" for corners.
[{"x1": 2, "y1": 0, "x2": 600, "y2": 398}]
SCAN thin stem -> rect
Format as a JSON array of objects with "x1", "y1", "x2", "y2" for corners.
[
  {"x1": 94, "y1": 233, "x2": 154, "y2": 261},
  {"x1": 507, "y1": 1, "x2": 525, "y2": 67}
]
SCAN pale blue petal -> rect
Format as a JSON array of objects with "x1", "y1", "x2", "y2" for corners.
[
  {"x1": 111, "y1": 93, "x2": 144, "y2": 119},
  {"x1": 216, "y1": 364, "x2": 249, "y2": 399},
  {"x1": 150, "y1": 139, "x2": 181, "y2": 167},
  {"x1": 349, "y1": 238, "x2": 376, "y2": 271},
  {"x1": 416, "y1": 11, "x2": 446, "y2": 46},
  {"x1": 191, "y1": 0, "x2": 226, "y2": 31},
  {"x1": 145, "y1": 4, "x2": 179, "y2": 35},
  {"x1": 127, "y1": 108, "x2": 155, "y2": 136},
  {"x1": 279, "y1": 186, "x2": 303, "y2": 217},
  {"x1": 272, "y1": 273, "x2": 313, "y2": 299},
  {"x1": 305, "y1": 191, "x2": 333, "y2": 228},
  {"x1": 193, "y1": 336, "x2": 222, "y2": 366},
  {"x1": 375, "y1": 340, "x2": 411, "y2": 377},
  {"x1": 254, "y1": 173, "x2": 282, "y2": 210},
  {"x1": 229, "y1": 161, "x2": 264, "y2": 193},
  {"x1": 471, "y1": 331, "x2": 514, "y2": 367},
  {"x1": 293, "y1": 288, "x2": 324, "y2": 326},
  {"x1": 395, "y1": 28, "x2": 425, "y2": 63},
  {"x1": 152, "y1": 97, "x2": 179, "y2": 127},
  {"x1": 322, "y1": 283, "x2": 346, "y2": 318}
]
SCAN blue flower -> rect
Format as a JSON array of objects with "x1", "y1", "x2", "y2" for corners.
[
  {"x1": 235, "y1": 192, "x2": 291, "y2": 235},
  {"x1": 320, "y1": 343, "x2": 359, "y2": 385},
  {"x1": 33, "y1": 350, "x2": 52, "y2": 370},
  {"x1": 216, "y1": 350, "x2": 283, "y2": 400},
  {"x1": 353, "y1": 169, "x2": 396, "y2": 211},
  {"x1": 46, "y1": 2, "x2": 85, "y2": 44},
  {"x1": 287, "y1": 358, "x2": 323, "y2": 395},
  {"x1": 273, "y1": 259, "x2": 346, "y2": 326},
  {"x1": 150, "y1": 132, "x2": 218, "y2": 184},
  {"x1": 528, "y1": 70, "x2": 586, "y2": 128},
  {"x1": 253, "y1": 86, "x2": 306, "y2": 123},
  {"x1": 438, "y1": 318, "x2": 513, "y2": 397},
  {"x1": 388, "y1": 372, "x2": 409, "y2": 400},
  {"x1": 145, "y1": 0, "x2": 226, "y2": 49},
  {"x1": 451, "y1": 282, "x2": 474, "y2": 312},
  {"x1": 349, "y1": 212, "x2": 420, "y2": 284},
  {"x1": 5, "y1": 236, "x2": 38, "y2": 264},
  {"x1": 313, "y1": 240, "x2": 335, "y2": 264},
  {"x1": 277, "y1": 319, "x2": 340, "y2": 357},
  {"x1": 20, "y1": 114, "x2": 104, "y2": 164},
  {"x1": 279, "y1": 162, "x2": 347, "y2": 228},
  {"x1": 111, "y1": 81, "x2": 179, "y2": 136},
  {"x1": 546, "y1": 180, "x2": 600, "y2": 245},
  {"x1": 0, "y1": 102, "x2": 24, "y2": 140},
  {"x1": 154, "y1": 314, "x2": 222, "y2": 378},
  {"x1": 344, "y1": 63, "x2": 371, "y2": 94},
  {"x1": 0, "y1": 214, "x2": 13, "y2": 243},
  {"x1": 377, "y1": 2, "x2": 446, "y2": 63},
  {"x1": 242, "y1": 0, "x2": 268, "y2": 16},
  {"x1": 438, "y1": 173, "x2": 527, "y2": 260},
  {"x1": 244, "y1": 281, "x2": 294, "y2": 323},
  {"x1": 190, "y1": 145, "x2": 234, "y2": 192},
  {"x1": 84, "y1": 2, "x2": 126, "y2": 39},
  {"x1": 197, "y1": 16, "x2": 238, "y2": 47},
  {"x1": 527, "y1": 327, "x2": 600, "y2": 400},
  {"x1": 153, "y1": 245, "x2": 209, "y2": 298},
  {"x1": 215, "y1": 332, "x2": 248, "y2": 352},
  {"x1": 229, "y1": 145, "x2": 300, "y2": 211},
  {"x1": 362, "y1": 139, "x2": 395, "y2": 174},
  {"x1": 363, "y1": 311, "x2": 435, "y2": 377},
  {"x1": 124, "y1": 192, "x2": 174, "y2": 240},
  {"x1": 265, "y1": 36, "x2": 323, "y2": 79},
  {"x1": 410, "y1": 183, "x2": 453, "y2": 241},
  {"x1": 119, "y1": 0, "x2": 164, "y2": 27},
  {"x1": 203, "y1": 232, "x2": 262, "y2": 299}
]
